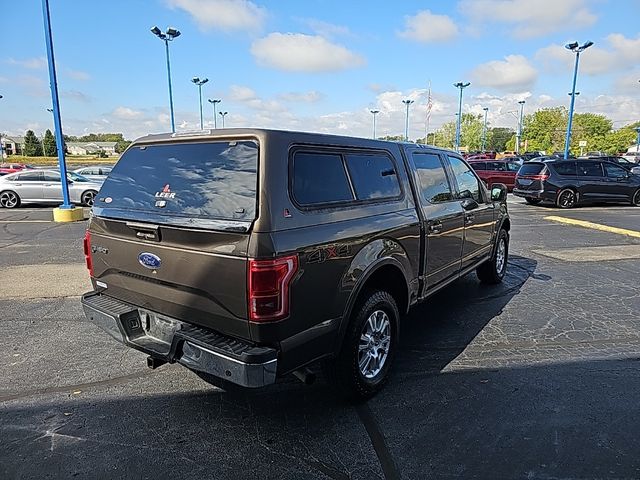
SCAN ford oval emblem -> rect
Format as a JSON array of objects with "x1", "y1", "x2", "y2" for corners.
[{"x1": 138, "y1": 252, "x2": 161, "y2": 269}]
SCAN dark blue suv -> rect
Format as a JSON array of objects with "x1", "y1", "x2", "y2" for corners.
[{"x1": 514, "y1": 159, "x2": 640, "y2": 208}]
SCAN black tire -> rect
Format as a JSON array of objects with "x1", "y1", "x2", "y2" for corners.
[
  {"x1": 556, "y1": 188, "x2": 577, "y2": 209},
  {"x1": 326, "y1": 290, "x2": 399, "y2": 400},
  {"x1": 524, "y1": 197, "x2": 542, "y2": 205},
  {"x1": 0, "y1": 190, "x2": 21, "y2": 209},
  {"x1": 477, "y1": 229, "x2": 509, "y2": 284},
  {"x1": 632, "y1": 189, "x2": 640, "y2": 207},
  {"x1": 81, "y1": 190, "x2": 97, "y2": 207}
]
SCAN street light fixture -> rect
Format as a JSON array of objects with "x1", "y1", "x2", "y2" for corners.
[
  {"x1": 453, "y1": 82, "x2": 471, "y2": 152},
  {"x1": 191, "y1": 77, "x2": 209, "y2": 130},
  {"x1": 219, "y1": 111, "x2": 228, "y2": 128},
  {"x1": 516, "y1": 100, "x2": 525, "y2": 154},
  {"x1": 563, "y1": 40, "x2": 593, "y2": 159},
  {"x1": 151, "y1": 25, "x2": 181, "y2": 133},
  {"x1": 402, "y1": 100, "x2": 414, "y2": 141},
  {"x1": 370, "y1": 109, "x2": 380, "y2": 139},
  {"x1": 481, "y1": 107, "x2": 489, "y2": 152},
  {"x1": 208, "y1": 99, "x2": 221, "y2": 128}
]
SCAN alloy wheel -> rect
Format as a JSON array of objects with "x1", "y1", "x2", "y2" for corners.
[
  {"x1": 0, "y1": 191, "x2": 18, "y2": 208},
  {"x1": 358, "y1": 310, "x2": 391, "y2": 379},
  {"x1": 558, "y1": 190, "x2": 576, "y2": 208}
]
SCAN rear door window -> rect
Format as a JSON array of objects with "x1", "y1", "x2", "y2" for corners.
[
  {"x1": 470, "y1": 162, "x2": 486, "y2": 171},
  {"x1": 487, "y1": 162, "x2": 506, "y2": 171},
  {"x1": 96, "y1": 141, "x2": 258, "y2": 222},
  {"x1": 293, "y1": 152, "x2": 353, "y2": 205},
  {"x1": 344, "y1": 153, "x2": 400, "y2": 200},
  {"x1": 411, "y1": 153, "x2": 453, "y2": 203},
  {"x1": 577, "y1": 162, "x2": 603, "y2": 177},
  {"x1": 553, "y1": 162, "x2": 577, "y2": 176}
]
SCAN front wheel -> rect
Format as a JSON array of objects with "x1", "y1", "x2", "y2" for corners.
[
  {"x1": 81, "y1": 190, "x2": 97, "y2": 207},
  {"x1": 632, "y1": 189, "x2": 640, "y2": 207},
  {"x1": 477, "y1": 229, "x2": 509, "y2": 284},
  {"x1": 0, "y1": 190, "x2": 21, "y2": 209},
  {"x1": 326, "y1": 290, "x2": 399, "y2": 400},
  {"x1": 525, "y1": 197, "x2": 542, "y2": 205}
]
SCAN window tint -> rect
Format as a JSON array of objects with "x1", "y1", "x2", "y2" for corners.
[
  {"x1": 604, "y1": 163, "x2": 628, "y2": 179},
  {"x1": 344, "y1": 153, "x2": 400, "y2": 201},
  {"x1": 16, "y1": 172, "x2": 42, "y2": 181},
  {"x1": 293, "y1": 152, "x2": 353, "y2": 205},
  {"x1": 411, "y1": 153, "x2": 453, "y2": 203},
  {"x1": 487, "y1": 162, "x2": 506, "y2": 171},
  {"x1": 553, "y1": 162, "x2": 577, "y2": 176},
  {"x1": 43, "y1": 171, "x2": 61, "y2": 181},
  {"x1": 577, "y1": 162, "x2": 603, "y2": 177},
  {"x1": 518, "y1": 163, "x2": 545, "y2": 175},
  {"x1": 470, "y1": 162, "x2": 486, "y2": 171},
  {"x1": 97, "y1": 141, "x2": 258, "y2": 221},
  {"x1": 448, "y1": 156, "x2": 481, "y2": 202}
]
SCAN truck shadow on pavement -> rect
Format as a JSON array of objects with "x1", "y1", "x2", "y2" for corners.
[{"x1": 12, "y1": 255, "x2": 626, "y2": 480}]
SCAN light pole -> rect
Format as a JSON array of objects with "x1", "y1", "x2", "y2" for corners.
[
  {"x1": 402, "y1": 99, "x2": 414, "y2": 141},
  {"x1": 219, "y1": 111, "x2": 228, "y2": 128},
  {"x1": 208, "y1": 99, "x2": 221, "y2": 128},
  {"x1": 0, "y1": 95, "x2": 4, "y2": 161},
  {"x1": 481, "y1": 107, "x2": 489, "y2": 152},
  {"x1": 563, "y1": 40, "x2": 593, "y2": 159},
  {"x1": 516, "y1": 100, "x2": 525, "y2": 154},
  {"x1": 454, "y1": 82, "x2": 470, "y2": 152},
  {"x1": 191, "y1": 77, "x2": 209, "y2": 129},
  {"x1": 151, "y1": 26, "x2": 180, "y2": 133},
  {"x1": 41, "y1": 0, "x2": 72, "y2": 210},
  {"x1": 370, "y1": 109, "x2": 379, "y2": 139}
]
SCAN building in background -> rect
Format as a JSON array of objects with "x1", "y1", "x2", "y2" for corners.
[{"x1": 66, "y1": 141, "x2": 117, "y2": 156}]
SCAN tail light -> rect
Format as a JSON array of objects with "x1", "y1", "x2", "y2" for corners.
[
  {"x1": 248, "y1": 255, "x2": 298, "y2": 322},
  {"x1": 83, "y1": 230, "x2": 94, "y2": 277}
]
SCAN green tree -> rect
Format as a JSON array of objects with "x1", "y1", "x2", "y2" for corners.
[
  {"x1": 521, "y1": 107, "x2": 567, "y2": 153},
  {"x1": 487, "y1": 127, "x2": 514, "y2": 152},
  {"x1": 23, "y1": 130, "x2": 43, "y2": 157},
  {"x1": 42, "y1": 129, "x2": 57, "y2": 156},
  {"x1": 115, "y1": 140, "x2": 132, "y2": 153},
  {"x1": 379, "y1": 135, "x2": 406, "y2": 142},
  {"x1": 460, "y1": 113, "x2": 484, "y2": 151}
]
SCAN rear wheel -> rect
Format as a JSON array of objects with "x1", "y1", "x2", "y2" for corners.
[
  {"x1": 326, "y1": 290, "x2": 399, "y2": 400},
  {"x1": 556, "y1": 188, "x2": 577, "y2": 209},
  {"x1": 81, "y1": 190, "x2": 97, "y2": 206},
  {"x1": 632, "y1": 189, "x2": 640, "y2": 207},
  {"x1": 0, "y1": 191, "x2": 20, "y2": 209},
  {"x1": 477, "y1": 229, "x2": 509, "y2": 284},
  {"x1": 524, "y1": 197, "x2": 542, "y2": 205}
]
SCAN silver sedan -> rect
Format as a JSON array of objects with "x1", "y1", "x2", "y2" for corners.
[{"x1": 0, "y1": 169, "x2": 103, "y2": 208}]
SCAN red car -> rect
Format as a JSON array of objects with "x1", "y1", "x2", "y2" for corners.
[
  {"x1": 0, "y1": 163, "x2": 29, "y2": 176},
  {"x1": 468, "y1": 159, "x2": 521, "y2": 191}
]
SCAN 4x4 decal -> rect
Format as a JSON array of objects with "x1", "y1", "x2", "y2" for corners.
[{"x1": 307, "y1": 244, "x2": 351, "y2": 264}]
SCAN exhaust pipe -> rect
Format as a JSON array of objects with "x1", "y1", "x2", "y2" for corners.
[
  {"x1": 292, "y1": 367, "x2": 316, "y2": 385},
  {"x1": 147, "y1": 356, "x2": 167, "y2": 370}
]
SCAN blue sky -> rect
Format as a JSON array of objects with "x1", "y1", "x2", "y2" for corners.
[{"x1": 2, "y1": 0, "x2": 639, "y2": 141}]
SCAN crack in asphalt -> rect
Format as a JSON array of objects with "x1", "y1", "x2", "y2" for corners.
[{"x1": 356, "y1": 403, "x2": 401, "y2": 480}]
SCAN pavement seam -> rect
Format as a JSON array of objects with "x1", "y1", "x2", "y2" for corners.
[{"x1": 356, "y1": 403, "x2": 401, "y2": 480}]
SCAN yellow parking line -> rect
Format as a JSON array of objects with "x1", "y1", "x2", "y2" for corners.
[{"x1": 544, "y1": 216, "x2": 640, "y2": 239}]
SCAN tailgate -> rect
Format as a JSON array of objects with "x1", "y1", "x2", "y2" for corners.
[{"x1": 89, "y1": 216, "x2": 251, "y2": 339}]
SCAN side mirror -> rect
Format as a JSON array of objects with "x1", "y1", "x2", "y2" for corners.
[
  {"x1": 491, "y1": 183, "x2": 508, "y2": 202},
  {"x1": 631, "y1": 167, "x2": 640, "y2": 176},
  {"x1": 461, "y1": 198, "x2": 479, "y2": 210}
]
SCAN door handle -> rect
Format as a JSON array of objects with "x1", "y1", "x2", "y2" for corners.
[{"x1": 428, "y1": 222, "x2": 442, "y2": 234}]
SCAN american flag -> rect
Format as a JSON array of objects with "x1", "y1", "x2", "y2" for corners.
[{"x1": 425, "y1": 81, "x2": 433, "y2": 144}]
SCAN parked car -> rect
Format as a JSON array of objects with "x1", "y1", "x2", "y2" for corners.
[
  {"x1": 81, "y1": 129, "x2": 511, "y2": 399},
  {"x1": 513, "y1": 159, "x2": 640, "y2": 208},
  {"x1": 0, "y1": 169, "x2": 102, "y2": 208},
  {"x1": 73, "y1": 165, "x2": 113, "y2": 182},
  {"x1": 578, "y1": 155, "x2": 636, "y2": 169},
  {"x1": 0, "y1": 163, "x2": 30, "y2": 176},
  {"x1": 622, "y1": 150, "x2": 640, "y2": 163},
  {"x1": 469, "y1": 159, "x2": 521, "y2": 191},
  {"x1": 466, "y1": 152, "x2": 496, "y2": 161}
]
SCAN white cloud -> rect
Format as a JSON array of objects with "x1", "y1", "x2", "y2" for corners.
[
  {"x1": 536, "y1": 34, "x2": 640, "y2": 76},
  {"x1": 470, "y1": 55, "x2": 538, "y2": 92},
  {"x1": 278, "y1": 91, "x2": 324, "y2": 103},
  {"x1": 165, "y1": 0, "x2": 266, "y2": 32},
  {"x1": 300, "y1": 18, "x2": 353, "y2": 38},
  {"x1": 614, "y1": 71, "x2": 640, "y2": 94},
  {"x1": 112, "y1": 107, "x2": 144, "y2": 120},
  {"x1": 398, "y1": 10, "x2": 458, "y2": 43},
  {"x1": 61, "y1": 90, "x2": 91, "y2": 103},
  {"x1": 66, "y1": 69, "x2": 91, "y2": 81},
  {"x1": 7, "y1": 57, "x2": 47, "y2": 69},
  {"x1": 459, "y1": 0, "x2": 596, "y2": 38},
  {"x1": 251, "y1": 33, "x2": 365, "y2": 72},
  {"x1": 228, "y1": 85, "x2": 257, "y2": 102}
]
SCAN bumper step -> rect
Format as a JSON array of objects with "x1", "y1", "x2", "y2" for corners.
[{"x1": 81, "y1": 292, "x2": 277, "y2": 388}]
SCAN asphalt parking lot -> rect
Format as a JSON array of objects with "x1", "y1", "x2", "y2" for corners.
[{"x1": 1, "y1": 198, "x2": 640, "y2": 480}]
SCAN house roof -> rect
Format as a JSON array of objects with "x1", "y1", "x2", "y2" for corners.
[{"x1": 67, "y1": 141, "x2": 117, "y2": 149}]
